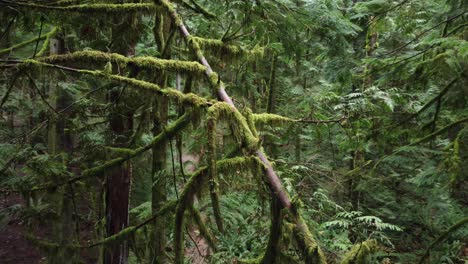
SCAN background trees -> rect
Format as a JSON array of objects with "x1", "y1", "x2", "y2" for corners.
[{"x1": 0, "y1": 0, "x2": 467, "y2": 263}]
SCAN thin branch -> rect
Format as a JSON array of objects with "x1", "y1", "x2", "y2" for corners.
[
  {"x1": 31, "y1": 17, "x2": 44, "y2": 58},
  {"x1": 378, "y1": 9, "x2": 468, "y2": 57}
]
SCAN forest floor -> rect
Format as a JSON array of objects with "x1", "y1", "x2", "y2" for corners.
[{"x1": 0, "y1": 193, "x2": 42, "y2": 264}]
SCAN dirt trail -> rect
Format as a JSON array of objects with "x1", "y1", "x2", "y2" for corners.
[{"x1": 181, "y1": 153, "x2": 212, "y2": 264}]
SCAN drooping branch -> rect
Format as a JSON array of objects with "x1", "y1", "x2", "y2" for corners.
[
  {"x1": 397, "y1": 77, "x2": 460, "y2": 125},
  {"x1": 39, "y1": 50, "x2": 207, "y2": 75},
  {"x1": 409, "y1": 117, "x2": 468, "y2": 146},
  {"x1": 418, "y1": 217, "x2": 468, "y2": 264},
  {"x1": 188, "y1": 36, "x2": 265, "y2": 59},
  {"x1": 26, "y1": 200, "x2": 177, "y2": 250},
  {"x1": 0, "y1": 27, "x2": 56, "y2": 56},
  {"x1": 0, "y1": 1, "x2": 158, "y2": 14},
  {"x1": 7, "y1": 59, "x2": 212, "y2": 108},
  {"x1": 156, "y1": 1, "x2": 327, "y2": 262},
  {"x1": 206, "y1": 106, "x2": 224, "y2": 232},
  {"x1": 29, "y1": 113, "x2": 191, "y2": 192},
  {"x1": 340, "y1": 240, "x2": 379, "y2": 264},
  {"x1": 173, "y1": 156, "x2": 265, "y2": 264}
]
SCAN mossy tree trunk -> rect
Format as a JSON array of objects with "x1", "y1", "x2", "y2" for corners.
[
  {"x1": 150, "y1": 10, "x2": 172, "y2": 264},
  {"x1": 46, "y1": 35, "x2": 77, "y2": 264},
  {"x1": 104, "y1": 8, "x2": 139, "y2": 264}
]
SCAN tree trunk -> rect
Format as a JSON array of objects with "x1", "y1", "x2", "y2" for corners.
[{"x1": 150, "y1": 11, "x2": 172, "y2": 263}]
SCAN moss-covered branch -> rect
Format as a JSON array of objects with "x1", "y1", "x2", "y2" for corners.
[
  {"x1": 206, "y1": 107, "x2": 224, "y2": 232},
  {"x1": 39, "y1": 50, "x2": 207, "y2": 75},
  {"x1": 188, "y1": 36, "x2": 264, "y2": 59},
  {"x1": 0, "y1": 27, "x2": 57, "y2": 56},
  {"x1": 14, "y1": 59, "x2": 211, "y2": 108},
  {"x1": 418, "y1": 217, "x2": 468, "y2": 264},
  {"x1": 290, "y1": 199, "x2": 327, "y2": 264},
  {"x1": 189, "y1": 205, "x2": 217, "y2": 252},
  {"x1": 252, "y1": 113, "x2": 343, "y2": 126},
  {"x1": 1, "y1": 1, "x2": 157, "y2": 14},
  {"x1": 173, "y1": 156, "x2": 265, "y2": 264},
  {"x1": 88, "y1": 200, "x2": 177, "y2": 248},
  {"x1": 409, "y1": 117, "x2": 468, "y2": 146},
  {"x1": 28, "y1": 113, "x2": 191, "y2": 192},
  {"x1": 156, "y1": 2, "x2": 327, "y2": 263},
  {"x1": 82, "y1": 112, "x2": 191, "y2": 177},
  {"x1": 340, "y1": 240, "x2": 379, "y2": 264},
  {"x1": 207, "y1": 102, "x2": 259, "y2": 150},
  {"x1": 25, "y1": 200, "x2": 177, "y2": 250}
]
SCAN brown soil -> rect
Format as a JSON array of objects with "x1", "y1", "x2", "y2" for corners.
[{"x1": 0, "y1": 193, "x2": 42, "y2": 264}]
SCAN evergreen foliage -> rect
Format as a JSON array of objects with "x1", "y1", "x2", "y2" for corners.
[{"x1": 0, "y1": 0, "x2": 467, "y2": 263}]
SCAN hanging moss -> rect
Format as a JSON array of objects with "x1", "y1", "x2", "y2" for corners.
[
  {"x1": 290, "y1": 197, "x2": 327, "y2": 264},
  {"x1": 39, "y1": 50, "x2": 207, "y2": 75},
  {"x1": 252, "y1": 113, "x2": 295, "y2": 126},
  {"x1": 243, "y1": 108, "x2": 259, "y2": 138},
  {"x1": 173, "y1": 156, "x2": 265, "y2": 264},
  {"x1": 36, "y1": 27, "x2": 58, "y2": 57},
  {"x1": 206, "y1": 110, "x2": 224, "y2": 232},
  {"x1": 81, "y1": 113, "x2": 191, "y2": 178},
  {"x1": 4, "y1": 2, "x2": 158, "y2": 14},
  {"x1": 207, "y1": 102, "x2": 259, "y2": 151},
  {"x1": 340, "y1": 240, "x2": 379, "y2": 264},
  {"x1": 188, "y1": 36, "x2": 265, "y2": 60},
  {"x1": 17, "y1": 60, "x2": 211, "y2": 109}
]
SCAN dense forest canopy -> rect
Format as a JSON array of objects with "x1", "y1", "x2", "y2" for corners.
[{"x1": 0, "y1": 0, "x2": 467, "y2": 263}]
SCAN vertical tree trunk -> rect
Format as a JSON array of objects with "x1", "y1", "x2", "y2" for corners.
[
  {"x1": 104, "y1": 70, "x2": 135, "y2": 264},
  {"x1": 47, "y1": 35, "x2": 77, "y2": 264},
  {"x1": 150, "y1": 11, "x2": 172, "y2": 263},
  {"x1": 104, "y1": 8, "x2": 139, "y2": 263},
  {"x1": 150, "y1": 96, "x2": 168, "y2": 264}
]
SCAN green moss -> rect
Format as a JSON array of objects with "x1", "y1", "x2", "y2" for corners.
[
  {"x1": 36, "y1": 27, "x2": 58, "y2": 57},
  {"x1": 105, "y1": 147, "x2": 137, "y2": 157},
  {"x1": 188, "y1": 36, "x2": 265, "y2": 60},
  {"x1": 39, "y1": 50, "x2": 207, "y2": 75},
  {"x1": 238, "y1": 257, "x2": 262, "y2": 264},
  {"x1": 8, "y1": 2, "x2": 157, "y2": 14},
  {"x1": 340, "y1": 240, "x2": 379, "y2": 264},
  {"x1": 207, "y1": 102, "x2": 259, "y2": 151},
  {"x1": 81, "y1": 113, "x2": 191, "y2": 178},
  {"x1": 252, "y1": 113, "x2": 295, "y2": 126},
  {"x1": 289, "y1": 197, "x2": 327, "y2": 264},
  {"x1": 173, "y1": 156, "x2": 265, "y2": 264},
  {"x1": 97, "y1": 226, "x2": 137, "y2": 246},
  {"x1": 0, "y1": 27, "x2": 57, "y2": 56},
  {"x1": 19, "y1": 59, "x2": 210, "y2": 109}
]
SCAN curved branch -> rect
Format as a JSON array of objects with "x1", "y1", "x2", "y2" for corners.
[
  {"x1": 418, "y1": 217, "x2": 468, "y2": 264},
  {"x1": 156, "y1": 1, "x2": 327, "y2": 262},
  {"x1": 39, "y1": 50, "x2": 207, "y2": 75},
  {"x1": 0, "y1": 1, "x2": 157, "y2": 14}
]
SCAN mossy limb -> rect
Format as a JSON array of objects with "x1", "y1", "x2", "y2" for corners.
[
  {"x1": 39, "y1": 50, "x2": 207, "y2": 75},
  {"x1": 340, "y1": 240, "x2": 379, "y2": 264},
  {"x1": 4, "y1": 2, "x2": 158, "y2": 14}
]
